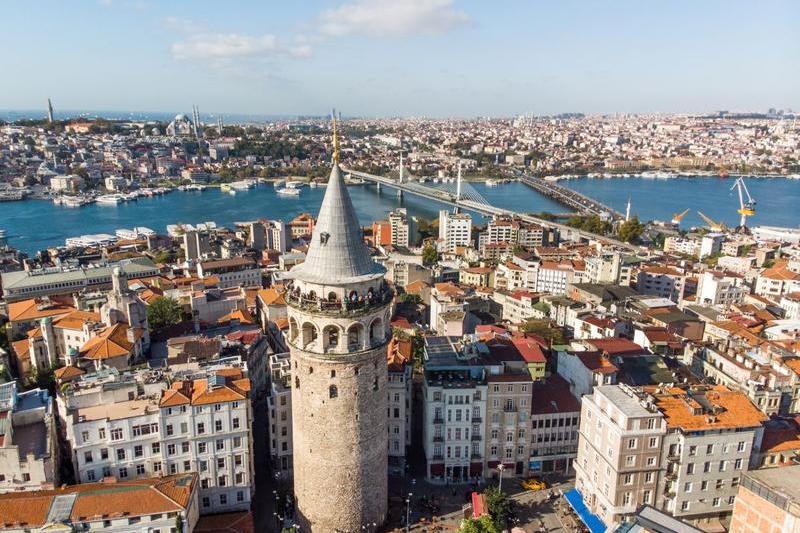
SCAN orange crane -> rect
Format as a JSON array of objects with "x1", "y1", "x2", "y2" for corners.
[
  {"x1": 697, "y1": 211, "x2": 727, "y2": 232},
  {"x1": 671, "y1": 208, "x2": 690, "y2": 225}
]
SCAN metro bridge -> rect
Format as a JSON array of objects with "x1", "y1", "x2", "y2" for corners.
[{"x1": 342, "y1": 167, "x2": 638, "y2": 251}]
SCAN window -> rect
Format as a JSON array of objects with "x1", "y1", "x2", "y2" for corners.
[
  {"x1": 167, "y1": 444, "x2": 176, "y2": 456},
  {"x1": 87, "y1": 469, "x2": 96, "y2": 481},
  {"x1": 217, "y1": 458, "x2": 225, "y2": 469},
  {"x1": 116, "y1": 448, "x2": 126, "y2": 461},
  {"x1": 646, "y1": 456, "x2": 656, "y2": 466},
  {"x1": 136, "y1": 464, "x2": 145, "y2": 475},
  {"x1": 737, "y1": 441, "x2": 746, "y2": 452},
  {"x1": 166, "y1": 424, "x2": 174, "y2": 437},
  {"x1": 199, "y1": 442, "x2": 207, "y2": 454},
  {"x1": 216, "y1": 439, "x2": 224, "y2": 451},
  {"x1": 218, "y1": 475, "x2": 227, "y2": 487},
  {"x1": 625, "y1": 455, "x2": 635, "y2": 466},
  {"x1": 202, "y1": 497, "x2": 210, "y2": 508},
  {"x1": 701, "y1": 480, "x2": 708, "y2": 491},
  {"x1": 111, "y1": 428, "x2": 124, "y2": 441},
  {"x1": 643, "y1": 490, "x2": 651, "y2": 504},
  {"x1": 329, "y1": 385, "x2": 338, "y2": 398},
  {"x1": 627, "y1": 438, "x2": 637, "y2": 449},
  {"x1": 81, "y1": 431, "x2": 90, "y2": 443},
  {"x1": 153, "y1": 461, "x2": 162, "y2": 473},
  {"x1": 624, "y1": 474, "x2": 633, "y2": 485},
  {"x1": 200, "y1": 460, "x2": 207, "y2": 472},
  {"x1": 152, "y1": 443, "x2": 160, "y2": 454},
  {"x1": 237, "y1": 490, "x2": 245, "y2": 502},
  {"x1": 735, "y1": 458, "x2": 743, "y2": 470},
  {"x1": 182, "y1": 442, "x2": 190, "y2": 454},
  {"x1": 134, "y1": 445, "x2": 143, "y2": 458},
  {"x1": 197, "y1": 422, "x2": 205, "y2": 434},
  {"x1": 98, "y1": 427, "x2": 106, "y2": 439},
  {"x1": 84, "y1": 451, "x2": 93, "y2": 464},
  {"x1": 706, "y1": 444, "x2": 714, "y2": 454},
  {"x1": 684, "y1": 482, "x2": 692, "y2": 492},
  {"x1": 215, "y1": 420, "x2": 223, "y2": 432},
  {"x1": 220, "y1": 494, "x2": 227, "y2": 505},
  {"x1": 233, "y1": 437, "x2": 242, "y2": 448},
  {"x1": 183, "y1": 460, "x2": 191, "y2": 472},
  {"x1": 681, "y1": 501, "x2": 689, "y2": 511},
  {"x1": 119, "y1": 467, "x2": 128, "y2": 479},
  {"x1": 713, "y1": 497, "x2": 721, "y2": 507},
  {"x1": 648, "y1": 437, "x2": 658, "y2": 448},
  {"x1": 688, "y1": 445, "x2": 696, "y2": 456},
  {"x1": 687, "y1": 463, "x2": 695, "y2": 474},
  {"x1": 232, "y1": 417, "x2": 240, "y2": 430},
  {"x1": 645, "y1": 472, "x2": 654, "y2": 483}
]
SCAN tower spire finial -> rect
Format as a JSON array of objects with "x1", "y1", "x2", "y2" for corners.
[{"x1": 331, "y1": 108, "x2": 340, "y2": 165}]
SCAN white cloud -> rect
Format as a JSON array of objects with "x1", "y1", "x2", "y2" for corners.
[
  {"x1": 172, "y1": 33, "x2": 278, "y2": 61},
  {"x1": 165, "y1": 18, "x2": 310, "y2": 64},
  {"x1": 318, "y1": 0, "x2": 469, "y2": 38}
]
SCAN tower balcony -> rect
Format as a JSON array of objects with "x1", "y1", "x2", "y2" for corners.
[{"x1": 285, "y1": 283, "x2": 394, "y2": 317}]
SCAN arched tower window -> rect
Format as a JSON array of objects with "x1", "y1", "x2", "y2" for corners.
[
  {"x1": 369, "y1": 317, "x2": 384, "y2": 345},
  {"x1": 347, "y1": 323, "x2": 364, "y2": 350},
  {"x1": 289, "y1": 317, "x2": 299, "y2": 342},
  {"x1": 330, "y1": 370, "x2": 336, "y2": 378},
  {"x1": 301, "y1": 322, "x2": 318, "y2": 348},
  {"x1": 295, "y1": 377, "x2": 300, "y2": 389},
  {"x1": 329, "y1": 385, "x2": 338, "y2": 398},
  {"x1": 323, "y1": 325, "x2": 340, "y2": 351}
]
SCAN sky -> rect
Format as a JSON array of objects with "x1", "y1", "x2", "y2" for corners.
[{"x1": 1, "y1": 0, "x2": 798, "y2": 117}]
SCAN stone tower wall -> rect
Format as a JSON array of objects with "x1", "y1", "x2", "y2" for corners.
[{"x1": 291, "y1": 344, "x2": 388, "y2": 532}]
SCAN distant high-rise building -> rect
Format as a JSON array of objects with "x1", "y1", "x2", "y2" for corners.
[{"x1": 47, "y1": 98, "x2": 54, "y2": 124}]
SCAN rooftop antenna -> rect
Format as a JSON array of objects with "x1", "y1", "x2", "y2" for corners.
[
  {"x1": 331, "y1": 108, "x2": 340, "y2": 165},
  {"x1": 47, "y1": 98, "x2": 54, "y2": 124}
]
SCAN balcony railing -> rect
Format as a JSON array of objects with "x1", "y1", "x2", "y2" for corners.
[
  {"x1": 471, "y1": 434, "x2": 482, "y2": 441},
  {"x1": 285, "y1": 283, "x2": 393, "y2": 316}
]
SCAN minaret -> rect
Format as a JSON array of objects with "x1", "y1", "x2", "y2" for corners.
[
  {"x1": 286, "y1": 114, "x2": 390, "y2": 532},
  {"x1": 625, "y1": 196, "x2": 631, "y2": 222},
  {"x1": 47, "y1": 98, "x2": 54, "y2": 124}
]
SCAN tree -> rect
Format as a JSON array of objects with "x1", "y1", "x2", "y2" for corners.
[
  {"x1": 147, "y1": 297, "x2": 183, "y2": 330},
  {"x1": 460, "y1": 515, "x2": 500, "y2": 533},
  {"x1": 617, "y1": 215, "x2": 645, "y2": 243},
  {"x1": 484, "y1": 486, "x2": 512, "y2": 530},
  {"x1": 422, "y1": 244, "x2": 439, "y2": 266},
  {"x1": 521, "y1": 319, "x2": 566, "y2": 346}
]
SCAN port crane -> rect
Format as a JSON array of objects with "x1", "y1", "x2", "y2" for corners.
[
  {"x1": 671, "y1": 208, "x2": 690, "y2": 226},
  {"x1": 696, "y1": 211, "x2": 727, "y2": 232},
  {"x1": 731, "y1": 177, "x2": 756, "y2": 230}
]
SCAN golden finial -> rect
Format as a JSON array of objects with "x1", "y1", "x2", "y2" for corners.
[{"x1": 332, "y1": 108, "x2": 340, "y2": 165}]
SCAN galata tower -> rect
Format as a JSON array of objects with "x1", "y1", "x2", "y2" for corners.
[{"x1": 284, "y1": 118, "x2": 390, "y2": 532}]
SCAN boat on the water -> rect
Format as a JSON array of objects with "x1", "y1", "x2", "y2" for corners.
[
  {"x1": 96, "y1": 194, "x2": 125, "y2": 205},
  {"x1": 276, "y1": 187, "x2": 301, "y2": 197}
]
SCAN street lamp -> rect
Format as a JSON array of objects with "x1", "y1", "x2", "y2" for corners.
[
  {"x1": 497, "y1": 463, "x2": 505, "y2": 492},
  {"x1": 405, "y1": 491, "x2": 413, "y2": 532}
]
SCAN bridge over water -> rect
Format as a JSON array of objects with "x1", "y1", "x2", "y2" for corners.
[{"x1": 342, "y1": 167, "x2": 638, "y2": 251}]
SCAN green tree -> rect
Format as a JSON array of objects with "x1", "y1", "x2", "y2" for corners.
[
  {"x1": 520, "y1": 319, "x2": 566, "y2": 346},
  {"x1": 153, "y1": 250, "x2": 172, "y2": 264},
  {"x1": 460, "y1": 515, "x2": 500, "y2": 533},
  {"x1": 617, "y1": 216, "x2": 645, "y2": 243},
  {"x1": 147, "y1": 297, "x2": 184, "y2": 330},
  {"x1": 422, "y1": 244, "x2": 439, "y2": 266},
  {"x1": 484, "y1": 486, "x2": 512, "y2": 530}
]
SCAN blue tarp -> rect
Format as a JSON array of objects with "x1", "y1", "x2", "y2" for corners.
[{"x1": 564, "y1": 488, "x2": 607, "y2": 533}]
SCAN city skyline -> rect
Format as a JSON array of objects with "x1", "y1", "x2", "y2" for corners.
[{"x1": 2, "y1": 0, "x2": 798, "y2": 118}]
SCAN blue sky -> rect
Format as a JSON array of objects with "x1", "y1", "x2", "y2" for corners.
[{"x1": 2, "y1": 0, "x2": 797, "y2": 117}]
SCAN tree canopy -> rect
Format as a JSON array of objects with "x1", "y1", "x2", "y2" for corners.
[
  {"x1": 147, "y1": 297, "x2": 184, "y2": 330},
  {"x1": 617, "y1": 215, "x2": 645, "y2": 243},
  {"x1": 520, "y1": 319, "x2": 566, "y2": 345},
  {"x1": 422, "y1": 244, "x2": 439, "y2": 266},
  {"x1": 460, "y1": 515, "x2": 500, "y2": 533}
]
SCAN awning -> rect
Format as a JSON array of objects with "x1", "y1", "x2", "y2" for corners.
[
  {"x1": 429, "y1": 463, "x2": 444, "y2": 476},
  {"x1": 470, "y1": 462, "x2": 483, "y2": 475},
  {"x1": 563, "y1": 488, "x2": 606, "y2": 533}
]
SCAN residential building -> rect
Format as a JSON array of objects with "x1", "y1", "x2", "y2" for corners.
[
  {"x1": 529, "y1": 375, "x2": 581, "y2": 475},
  {"x1": 636, "y1": 266, "x2": 687, "y2": 302},
  {"x1": 0, "y1": 382, "x2": 57, "y2": 493},
  {"x1": 485, "y1": 371, "x2": 533, "y2": 479},
  {"x1": 730, "y1": 465, "x2": 800, "y2": 533},
  {"x1": 388, "y1": 207, "x2": 415, "y2": 247},
  {"x1": 438, "y1": 210, "x2": 472, "y2": 253},
  {"x1": 695, "y1": 271, "x2": 746, "y2": 306},
  {"x1": 0, "y1": 473, "x2": 199, "y2": 533},
  {"x1": 422, "y1": 336, "x2": 487, "y2": 483},
  {"x1": 197, "y1": 257, "x2": 261, "y2": 289},
  {"x1": 62, "y1": 369, "x2": 254, "y2": 515},
  {"x1": 574, "y1": 385, "x2": 666, "y2": 527},
  {"x1": 267, "y1": 352, "x2": 293, "y2": 479},
  {"x1": 387, "y1": 337, "x2": 413, "y2": 472}
]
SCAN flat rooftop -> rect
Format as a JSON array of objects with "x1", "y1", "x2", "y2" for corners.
[{"x1": 596, "y1": 385, "x2": 657, "y2": 418}]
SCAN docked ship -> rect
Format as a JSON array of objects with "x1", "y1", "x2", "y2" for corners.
[
  {"x1": 96, "y1": 194, "x2": 126, "y2": 205},
  {"x1": 277, "y1": 187, "x2": 301, "y2": 197}
]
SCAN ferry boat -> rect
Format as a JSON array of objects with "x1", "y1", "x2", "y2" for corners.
[
  {"x1": 65, "y1": 233, "x2": 118, "y2": 248},
  {"x1": 96, "y1": 194, "x2": 125, "y2": 205},
  {"x1": 220, "y1": 183, "x2": 232, "y2": 192},
  {"x1": 115, "y1": 227, "x2": 155, "y2": 240},
  {"x1": 285, "y1": 180, "x2": 304, "y2": 189},
  {"x1": 485, "y1": 179, "x2": 498, "y2": 187},
  {"x1": 276, "y1": 187, "x2": 301, "y2": 197}
]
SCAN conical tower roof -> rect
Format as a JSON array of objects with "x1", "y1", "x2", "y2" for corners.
[{"x1": 289, "y1": 163, "x2": 385, "y2": 285}]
